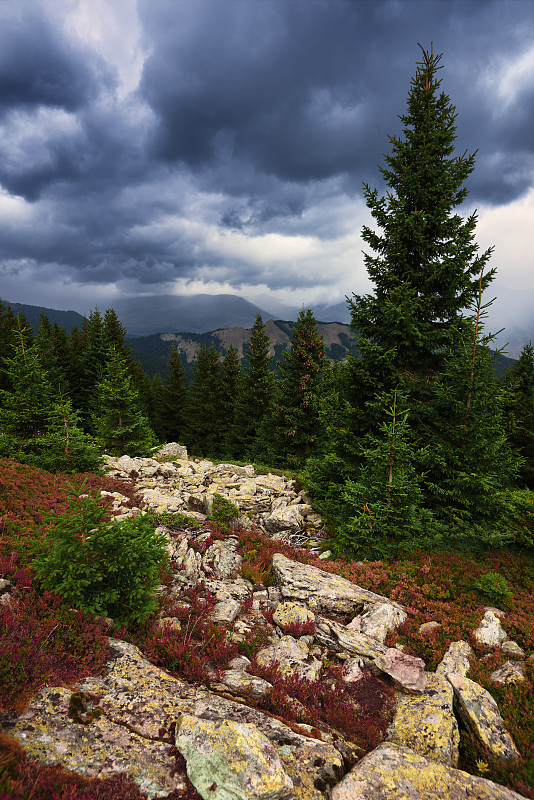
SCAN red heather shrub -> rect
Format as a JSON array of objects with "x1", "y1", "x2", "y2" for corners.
[
  {"x1": 250, "y1": 658, "x2": 395, "y2": 751},
  {"x1": 127, "y1": 581, "x2": 239, "y2": 684},
  {"x1": 0, "y1": 458, "x2": 142, "y2": 575},
  {"x1": 261, "y1": 606, "x2": 275, "y2": 625},
  {"x1": 0, "y1": 582, "x2": 109, "y2": 714},
  {"x1": 279, "y1": 619, "x2": 316, "y2": 637}
]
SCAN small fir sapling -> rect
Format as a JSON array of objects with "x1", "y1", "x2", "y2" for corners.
[
  {"x1": 31, "y1": 479, "x2": 168, "y2": 626},
  {"x1": 208, "y1": 493, "x2": 240, "y2": 533},
  {"x1": 336, "y1": 389, "x2": 434, "y2": 560}
]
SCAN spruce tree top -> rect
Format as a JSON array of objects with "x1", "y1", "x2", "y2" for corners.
[{"x1": 352, "y1": 44, "x2": 495, "y2": 374}]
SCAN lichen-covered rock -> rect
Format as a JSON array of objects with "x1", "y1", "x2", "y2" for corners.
[
  {"x1": 501, "y1": 640, "x2": 526, "y2": 657},
  {"x1": 272, "y1": 554, "x2": 402, "y2": 617},
  {"x1": 6, "y1": 640, "x2": 198, "y2": 797},
  {"x1": 490, "y1": 661, "x2": 526, "y2": 687},
  {"x1": 448, "y1": 673, "x2": 520, "y2": 761},
  {"x1": 202, "y1": 540, "x2": 243, "y2": 579},
  {"x1": 175, "y1": 713, "x2": 294, "y2": 800},
  {"x1": 216, "y1": 669, "x2": 273, "y2": 701},
  {"x1": 473, "y1": 609, "x2": 508, "y2": 647},
  {"x1": 6, "y1": 639, "x2": 345, "y2": 799},
  {"x1": 331, "y1": 742, "x2": 527, "y2": 800},
  {"x1": 341, "y1": 659, "x2": 364, "y2": 684},
  {"x1": 155, "y1": 441, "x2": 188, "y2": 460},
  {"x1": 272, "y1": 602, "x2": 315, "y2": 630},
  {"x1": 387, "y1": 673, "x2": 459, "y2": 766},
  {"x1": 436, "y1": 641, "x2": 472, "y2": 678},
  {"x1": 182, "y1": 547, "x2": 202, "y2": 581},
  {"x1": 256, "y1": 635, "x2": 323, "y2": 682},
  {"x1": 264, "y1": 507, "x2": 305, "y2": 533},
  {"x1": 210, "y1": 598, "x2": 242, "y2": 623},
  {"x1": 315, "y1": 616, "x2": 387, "y2": 661},
  {"x1": 373, "y1": 649, "x2": 427, "y2": 694},
  {"x1": 359, "y1": 603, "x2": 407, "y2": 644},
  {"x1": 419, "y1": 621, "x2": 441, "y2": 635}
]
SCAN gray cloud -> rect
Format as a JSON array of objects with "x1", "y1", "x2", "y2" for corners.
[{"x1": 0, "y1": 0, "x2": 532, "y2": 338}]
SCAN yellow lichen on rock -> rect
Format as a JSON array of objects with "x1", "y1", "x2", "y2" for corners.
[
  {"x1": 176, "y1": 713, "x2": 294, "y2": 799},
  {"x1": 448, "y1": 674, "x2": 520, "y2": 761},
  {"x1": 387, "y1": 673, "x2": 460, "y2": 766},
  {"x1": 331, "y1": 742, "x2": 527, "y2": 800}
]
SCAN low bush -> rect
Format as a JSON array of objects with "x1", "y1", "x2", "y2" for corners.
[
  {"x1": 128, "y1": 581, "x2": 239, "y2": 684},
  {"x1": 473, "y1": 571, "x2": 512, "y2": 606},
  {"x1": 251, "y1": 658, "x2": 395, "y2": 752},
  {"x1": 209, "y1": 493, "x2": 240, "y2": 533},
  {"x1": 31, "y1": 479, "x2": 169, "y2": 626},
  {"x1": 0, "y1": 579, "x2": 109, "y2": 714}
]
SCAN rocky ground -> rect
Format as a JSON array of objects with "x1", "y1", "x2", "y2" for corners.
[{"x1": 3, "y1": 445, "x2": 531, "y2": 800}]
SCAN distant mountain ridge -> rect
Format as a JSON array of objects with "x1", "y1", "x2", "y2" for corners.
[
  {"x1": 2, "y1": 296, "x2": 521, "y2": 377},
  {"x1": 128, "y1": 319, "x2": 359, "y2": 380},
  {"x1": 1, "y1": 300, "x2": 85, "y2": 332},
  {"x1": 112, "y1": 294, "x2": 278, "y2": 336}
]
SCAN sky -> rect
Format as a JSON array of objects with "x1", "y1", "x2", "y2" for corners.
[{"x1": 0, "y1": 0, "x2": 532, "y2": 349}]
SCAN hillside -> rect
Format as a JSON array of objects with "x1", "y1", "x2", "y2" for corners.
[
  {"x1": 1, "y1": 453, "x2": 533, "y2": 799},
  {"x1": 1, "y1": 300, "x2": 85, "y2": 332},
  {"x1": 128, "y1": 320, "x2": 517, "y2": 380}
]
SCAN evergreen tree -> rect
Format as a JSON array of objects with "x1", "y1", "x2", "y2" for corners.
[
  {"x1": 156, "y1": 345, "x2": 189, "y2": 443},
  {"x1": 230, "y1": 314, "x2": 275, "y2": 459},
  {"x1": 260, "y1": 309, "x2": 326, "y2": 466},
  {"x1": 350, "y1": 44, "x2": 494, "y2": 376},
  {"x1": 36, "y1": 388, "x2": 101, "y2": 473},
  {"x1": 417, "y1": 317, "x2": 519, "y2": 530},
  {"x1": 336, "y1": 390, "x2": 434, "y2": 560},
  {"x1": 505, "y1": 342, "x2": 534, "y2": 489},
  {"x1": 90, "y1": 346, "x2": 156, "y2": 457},
  {"x1": 0, "y1": 326, "x2": 51, "y2": 440},
  {"x1": 73, "y1": 309, "x2": 110, "y2": 427},
  {"x1": 0, "y1": 300, "x2": 20, "y2": 393},
  {"x1": 220, "y1": 345, "x2": 241, "y2": 453},
  {"x1": 35, "y1": 313, "x2": 70, "y2": 393},
  {"x1": 187, "y1": 345, "x2": 224, "y2": 457},
  {"x1": 103, "y1": 308, "x2": 129, "y2": 356},
  {"x1": 307, "y1": 46, "x2": 518, "y2": 556}
]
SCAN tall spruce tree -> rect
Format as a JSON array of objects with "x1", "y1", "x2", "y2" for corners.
[
  {"x1": 350, "y1": 44, "x2": 495, "y2": 377},
  {"x1": 502, "y1": 342, "x2": 534, "y2": 490},
  {"x1": 90, "y1": 346, "x2": 156, "y2": 457},
  {"x1": 0, "y1": 326, "x2": 51, "y2": 441},
  {"x1": 220, "y1": 345, "x2": 241, "y2": 453},
  {"x1": 35, "y1": 313, "x2": 70, "y2": 393},
  {"x1": 0, "y1": 301, "x2": 20, "y2": 392},
  {"x1": 308, "y1": 46, "x2": 520, "y2": 555},
  {"x1": 156, "y1": 345, "x2": 189, "y2": 444},
  {"x1": 230, "y1": 314, "x2": 275, "y2": 459},
  {"x1": 260, "y1": 309, "x2": 326, "y2": 466},
  {"x1": 187, "y1": 345, "x2": 224, "y2": 457}
]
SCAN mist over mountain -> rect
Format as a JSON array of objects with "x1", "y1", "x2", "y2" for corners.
[
  {"x1": 112, "y1": 294, "x2": 276, "y2": 336},
  {"x1": 4, "y1": 294, "x2": 529, "y2": 362}
]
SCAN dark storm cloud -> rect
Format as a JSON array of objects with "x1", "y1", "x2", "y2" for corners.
[
  {"x1": 0, "y1": 0, "x2": 532, "y2": 320},
  {"x1": 0, "y1": 5, "x2": 106, "y2": 116},
  {"x1": 139, "y1": 0, "x2": 533, "y2": 204}
]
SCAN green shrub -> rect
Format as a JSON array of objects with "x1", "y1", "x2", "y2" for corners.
[
  {"x1": 32, "y1": 480, "x2": 169, "y2": 626},
  {"x1": 209, "y1": 493, "x2": 239, "y2": 533},
  {"x1": 473, "y1": 572, "x2": 512, "y2": 606}
]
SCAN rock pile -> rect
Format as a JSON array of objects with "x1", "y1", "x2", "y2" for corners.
[
  {"x1": 101, "y1": 449, "x2": 325, "y2": 547},
  {"x1": 3, "y1": 446, "x2": 530, "y2": 800}
]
